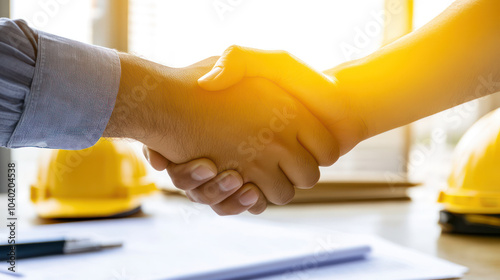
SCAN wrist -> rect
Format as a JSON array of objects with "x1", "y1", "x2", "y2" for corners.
[
  {"x1": 103, "y1": 53, "x2": 170, "y2": 143},
  {"x1": 326, "y1": 58, "x2": 384, "y2": 141},
  {"x1": 323, "y1": 62, "x2": 372, "y2": 155}
]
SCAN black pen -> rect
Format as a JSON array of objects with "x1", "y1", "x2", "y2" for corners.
[{"x1": 0, "y1": 238, "x2": 122, "y2": 260}]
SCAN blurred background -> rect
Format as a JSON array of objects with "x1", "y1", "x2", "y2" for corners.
[
  {"x1": 2, "y1": 3, "x2": 499, "y2": 278},
  {"x1": 4, "y1": 0, "x2": 500, "y2": 201}
]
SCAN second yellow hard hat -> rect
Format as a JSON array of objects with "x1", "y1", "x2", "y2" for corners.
[{"x1": 438, "y1": 108, "x2": 500, "y2": 234}]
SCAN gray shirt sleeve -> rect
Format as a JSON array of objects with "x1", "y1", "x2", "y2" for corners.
[{"x1": 0, "y1": 18, "x2": 121, "y2": 149}]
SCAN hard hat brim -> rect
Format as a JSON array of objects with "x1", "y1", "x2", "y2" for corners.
[
  {"x1": 438, "y1": 190, "x2": 500, "y2": 214},
  {"x1": 33, "y1": 198, "x2": 145, "y2": 219},
  {"x1": 439, "y1": 210, "x2": 500, "y2": 235}
]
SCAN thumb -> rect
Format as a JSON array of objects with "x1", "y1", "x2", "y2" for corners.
[{"x1": 198, "y1": 46, "x2": 248, "y2": 91}]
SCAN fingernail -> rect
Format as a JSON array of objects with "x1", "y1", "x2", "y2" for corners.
[
  {"x1": 191, "y1": 164, "x2": 216, "y2": 181},
  {"x1": 218, "y1": 173, "x2": 242, "y2": 192},
  {"x1": 239, "y1": 189, "x2": 259, "y2": 206},
  {"x1": 199, "y1": 67, "x2": 223, "y2": 82}
]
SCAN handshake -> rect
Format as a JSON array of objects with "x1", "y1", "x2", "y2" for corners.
[
  {"x1": 103, "y1": 0, "x2": 500, "y2": 216},
  {"x1": 105, "y1": 46, "x2": 370, "y2": 216}
]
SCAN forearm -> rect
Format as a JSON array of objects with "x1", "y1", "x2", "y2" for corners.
[
  {"x1": 327, "y1": 0, "x2": 500, "y2": 138},
  {"x1": 104, "y1": 53, "x2": 172, "y2": 142}
]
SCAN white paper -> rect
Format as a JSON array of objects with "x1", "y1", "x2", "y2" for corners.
[
  {"x1": 258, "y1": 235, "x2": 468, "y2": 280},
  {"x1": 0, "y1": 216, "x2": 467, "y2": 280}
]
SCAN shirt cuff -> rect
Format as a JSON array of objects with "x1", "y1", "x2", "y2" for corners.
[{"x1": 7, "y1": 31, "x2": 121, "y2": 149}]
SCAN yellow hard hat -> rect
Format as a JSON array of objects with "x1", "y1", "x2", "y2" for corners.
[
  {"x1": 438, "y1": 108, "x2": 500, "y2": 234},
  {"x1": 31, "y1": 138, "x2": 157, "y2": 219}
]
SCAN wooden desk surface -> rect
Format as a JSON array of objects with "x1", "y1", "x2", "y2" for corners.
[{"x1": 7, "y1": 194, "x2": 500, "y2": 280}]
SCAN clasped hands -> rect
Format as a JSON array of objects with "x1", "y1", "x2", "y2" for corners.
[{"x1": 136, "y1": 46, "x2": 368, "y2": 215}]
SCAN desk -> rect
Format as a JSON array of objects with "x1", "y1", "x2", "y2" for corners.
[
  {"x1": 7, "y1": 194, "x2": 500, "y2": 280},
  {"x1": 258, "y1": 199, "x2": 500, "y2": 280}
]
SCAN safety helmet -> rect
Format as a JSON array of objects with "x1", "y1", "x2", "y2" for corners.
[
  {"x1": 438, "y1": 108, "x2": 500, "y2": 235},
  {"x1": 31, "y1": 138, "x2": 157, "y2": 219}
]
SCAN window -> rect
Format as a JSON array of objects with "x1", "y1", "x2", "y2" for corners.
[
  {"x1": 129, "y1": 0, "x2": 385, "y2": 68},
  {"x1": 11, "y1": 0, "x2": 93, "y2": 43}
]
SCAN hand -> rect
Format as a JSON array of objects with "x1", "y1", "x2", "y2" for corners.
[
  {"x1": 138, "y1": 47, "x2": 370, "y2": 215},
  {"x1": 198, "y1": 46, "x2": 368, "y2": 156},
  {"x1": 143, "y1": 146, "x2": 267, "y2": 215},
  {"x1": 106, "y1": 54, "x2": 339, "y2": 213},
  {"x1": 171, "y1": 46, "x2": 368, "y2": 212}
]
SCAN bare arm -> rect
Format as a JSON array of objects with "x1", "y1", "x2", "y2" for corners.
[{"x1": 327, "y1": 0, "x2": 500, "y2": 137}]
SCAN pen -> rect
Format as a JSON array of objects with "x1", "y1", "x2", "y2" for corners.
[
  {"x1": 0, "y1": 238, "x2": 123, "y2": 260},
  {"x1": 172, "y1": 245, "x2": 371, "y2": 280}
]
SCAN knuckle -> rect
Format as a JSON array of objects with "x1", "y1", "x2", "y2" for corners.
[
  {"x1": 271, "y1": 180, "x2": 295, "y2": 205},
  {"x1": 278, "y1": 50, "x2": 293, "y2": 61},
  {"x1": 197, "y1": 185, "x2": 222, "y2": 205},
  {"x1": 278, "y1": 50, "x2": 290, "y2": 56},
  {"x1": 185, "y1": 191, "x2": 196, "y2": 202},
  {"x1": 249, "y1": 200, "x2": 268, "y2": 215},
  {"x1": 319, "y1": 140, "x2": 340, "y2": 166},
  {"x1": 294, "y1": 150, "x2": 312, "y2": 168},
  {"x1": 293, "y1": 152, "x2": 320, "y2": 188},
  {"x1": 212, "y1": 205, "x2": 239, "y2": 216},
  {"x1": 211, "y1": 206, "x2": 227, "y2": 216},
  {"x1": 302, "y1": 167, "x2": 320, "y2": 189},
  {"x1": 195, "y1": 195, "x2": 210, "y2": 205},
  {"x1": 279, "y1": 189, "x2": 295, "y2": 205},
  {"x1": 170, "y1": 176, "x2": 192, "y2": 191},
  {"x1": 225, "y1": 45, "x2": 244, "y2": 57}
]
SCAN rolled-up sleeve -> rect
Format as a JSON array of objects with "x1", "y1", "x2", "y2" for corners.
[{"x1": 0, "y1": 18, "x2": 120, "y2": 149}]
